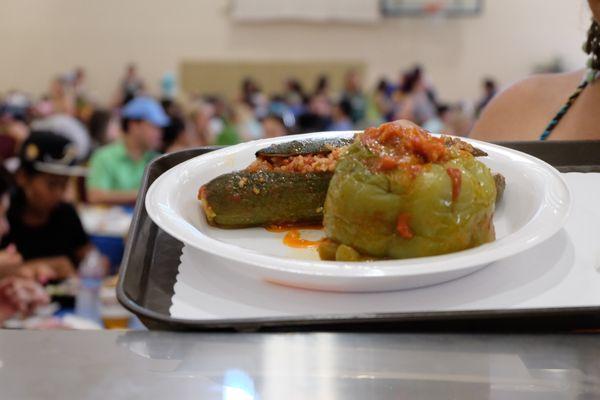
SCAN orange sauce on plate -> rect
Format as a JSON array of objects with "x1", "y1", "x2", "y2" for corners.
[
  {"x1": 283, "y1": 230, "x2": 323, "y2": 248},
  {"x1": 265, "y1": 225, "x2": 324, "y2": 248}
]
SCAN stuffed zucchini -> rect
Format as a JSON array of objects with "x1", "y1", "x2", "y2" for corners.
[
  {"x1": 199, "y1": 138, "x2": 348, "y2": 228},
  {"x1": 200, "y1": 170, "x2": 332, "y2": 228}
]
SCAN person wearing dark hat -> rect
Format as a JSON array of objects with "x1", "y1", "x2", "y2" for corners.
[
  {"x1": 0, "y1": 164, "x2": 55, "y2": 283},
  {"x1": 0, "y1": 163, "x2": 51, "y2": 323},
  {"x1": 87, "y1": 96, "x2": 168, "y2": 205},
  {"x1": 2, "y1": 131, "x2": 102, "y2": 279}
]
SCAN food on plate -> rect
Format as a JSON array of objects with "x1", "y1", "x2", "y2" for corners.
[
  {"x1": 493, "y1": 172, "x2": 506, "y2": 203},
  {"x1": 200, "y1": 171, "x2": 331, "y2": 228},
  {"x1": 198, "y1": 121, "x2": 504, "y2": 260},
  {"x1": 255, "y1": 137, "x2": 353, "y2": 158},
  {"x1": 320, "y1": 120, "x2": 497, "y2": 261},
  {"x1": 199, "y1": 138, "x2": 350, "y2": 228}
]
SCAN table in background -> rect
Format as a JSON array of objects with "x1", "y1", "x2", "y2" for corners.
[
  {"x1": 73, "y1": 277, "x2": 144, "y2": 329},
  {"x1": 51, "y1": 206, "x2": 140, "y2": 329},
  {"x1": 78, "y1": 205, "x2": 133, "y2": 273}
]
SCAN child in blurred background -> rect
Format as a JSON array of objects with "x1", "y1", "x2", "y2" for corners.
[
  {"x1": 0, "y1": 164, "x2": 49, "y2": 323},
  {"x1": 4, "y1": 131, "x2": 106, "y2": 279}
]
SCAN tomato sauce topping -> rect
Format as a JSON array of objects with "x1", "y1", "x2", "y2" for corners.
[
  {"x1": 361, "y1": 120, "x2": 449, "y2": 171},
  {"x1": 396, "y1": 213, "x2": 414, "y2": 239},
  {"x1": 446, "y1": 167, "x2": 462, "y2": 202}
]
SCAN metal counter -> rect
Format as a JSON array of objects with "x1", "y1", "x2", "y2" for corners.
[{"x1": 1, "y1": 331, "x2": 599, "y2": 399}]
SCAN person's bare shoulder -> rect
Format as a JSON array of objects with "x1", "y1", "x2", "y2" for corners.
[{"x1": 470, "y1": 70, "x2": 584, "y2": 142}]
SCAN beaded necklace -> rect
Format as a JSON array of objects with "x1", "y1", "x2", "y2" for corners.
[{"x1": 539, "y1": 69, "x2": 599, "y2": 140}]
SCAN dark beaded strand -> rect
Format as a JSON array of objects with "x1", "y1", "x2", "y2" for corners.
[
  {"x1": 539, "y1": 79, "x2": 589, "y2": 141},
  {"x1": 539, "y1": 20, "x2": 600, "y2": 140}
]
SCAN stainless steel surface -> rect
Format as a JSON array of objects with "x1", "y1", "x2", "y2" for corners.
[{"x1": 1, "y1": 331, "x2": 599, "y2": 399}]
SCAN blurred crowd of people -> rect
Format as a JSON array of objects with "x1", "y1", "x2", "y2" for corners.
[
  {"x1": 1, "y1": 63, "x2": 499, "y2": 158},
  {"x1": 0, "y1": 63, "x2": 497, "y2": 323}
]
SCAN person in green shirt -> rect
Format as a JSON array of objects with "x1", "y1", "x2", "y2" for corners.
[
  {"x1": 215, "y1": 121, "x2": 241, "y2": 146},
  {"x1": 87, "y1": 97, "x2": 168, "y2": 205}
]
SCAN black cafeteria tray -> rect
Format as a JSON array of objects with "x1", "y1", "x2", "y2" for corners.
[{"x1": 117, "y1": 141, "x2": 600, "y2": 331}]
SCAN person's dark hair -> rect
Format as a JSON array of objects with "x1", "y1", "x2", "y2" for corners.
[
  {"x1": 88, "y1": 109, "x2": 111, "y2": 145},
  {"x1": 161, "y1": 116, "x2": 186, "y2": 152},
  {"x1": 204, "y1": 95, "x2": 219, "y2": 105},
  {"x1": 120, "y1": 117, "x2": 145, "y2": 133},
  {"x1": 241, "y1": 78, "x2": 260, "y2": 107},
  {"x1": 412, "y1": 65, "x2": 423, "y2": 80},
  {"x1": 314, "y1": 75, "x2": 329, "y2": 94},
  {"x1": 401, "y1": 71, "x2": 419, "y2": 94},
  {"x1": 270, "y1": 94, "x2": 285, "y2": 103},
  {"x1": 241, "y1": 78, "x2": 254, "y2": 93},
  {"x1": 161, "y1": 99, "x2": 173, "y2": 114},
  {"x1": 120, "y1": 117, "x2": 131, "y2": 133},
  {"x1": 242, "y1": 78, "x2": 259, "y2": 94},
  {"x1": 0, "y1": 165, "x2": 13, "y2": 197},
  {"x1": 483, "y1": 78, "x2": 497, "y2": 92},
  {"x1": 376, "y1": 78, "x2": 389, "y2": 94},
  {"x1": 160, "y1": 99, "x2": 183, "y2": 119},
  {"x1": 337, "y1": 99, "x2": 353, "y2": 118},
  {"x1": 585, "y1": 19, "x2": 600, "y2": 71},
  {"x1": 286, "y1": 79, "x2": 306, "y2": 99},
  {"x1": 436, "y1": 104, "x2": 450, "y2": 117}
]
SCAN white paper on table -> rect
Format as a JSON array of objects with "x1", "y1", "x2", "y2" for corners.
[{"x1": 170, "y1": 173, "x2": 600, "y2": 320}]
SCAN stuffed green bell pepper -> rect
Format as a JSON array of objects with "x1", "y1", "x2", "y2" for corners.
[{"x1": 320, "y1": 120, "x2": 497, "y2": 261}]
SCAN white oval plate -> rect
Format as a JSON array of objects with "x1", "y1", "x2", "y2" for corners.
[{"x1": 146, "y1": 131, "x2": 571, "y2": 292}]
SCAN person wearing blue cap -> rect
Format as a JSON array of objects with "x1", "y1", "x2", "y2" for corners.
[{"x1": 87, "y1": 97, "x2": 169, "y2": 205}]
